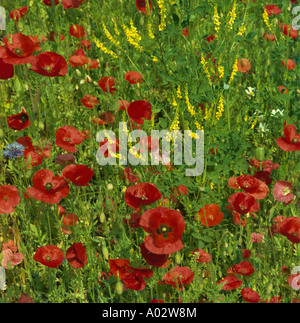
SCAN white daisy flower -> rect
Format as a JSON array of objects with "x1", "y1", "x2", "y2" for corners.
[{"x1": 246, "y1": 87, "x2": 256, "y2": 96}]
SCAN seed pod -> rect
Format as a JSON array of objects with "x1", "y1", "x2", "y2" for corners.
[
  {"x1": 175, "y1": 253, "x2": 181, "y2": 265},
  {"x1": 255, "y1": 147, "x2": 265, "y2": 162},
  {"x1": 100, "y1": 212, "x2": 105, "y2": 223},
  {"x1": 267, "y1": 283, "x2": 273, "y2": 294},
  {"x1": 102, "y1": 246, "x2": 109, "y2": 260},
  {"x1": 38, "y1": 121, "x2": 44, "y2": 130},
  {"x1": 115, "y1": 281, "x2": 123, "y2": 295}
]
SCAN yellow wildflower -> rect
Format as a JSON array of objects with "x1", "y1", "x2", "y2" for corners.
[{"x1": 158, "y1": 0, "x2": 167, "y2": 31}]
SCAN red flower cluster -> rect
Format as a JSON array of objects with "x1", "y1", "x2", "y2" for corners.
[
  {"x1": 109, "y1": 259, "x2": 153, "y2": 291},
  {"x1": 33, "y1": 242, "x2": 87, "y2": 269}
]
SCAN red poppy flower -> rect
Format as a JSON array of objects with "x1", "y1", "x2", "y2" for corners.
[
  {"x1": 242, "y1": 249, "x2": 251, "y2": 259},
  {"x1": 280, "y1": 23, "x2": 298, "y2": 40},
  {"x1": 181, "y1": 26, "x2": 189, "y2": 37},
  {"x1": 99, "y1": 137, "x2": 120, "y2": 158},
  {"x1": 263, "y1": 33, "x2": 276, "y2": 41},
  {"x1": 43, "y1": 0, "x2": 60, "y2": 5},
  {"x1": 241, "y1": 288, "x2": 260, "y2": 303},
  {"x1": 140, "y1": 243, "x2": 169, "y2": 267},
  {"x1": 232, "y1": 210, "x2": 248, "y2": 227},
  {"x1": 206, "y1": 35, "x2": 215, "y2": 44},
  {"x1": 66, "y1": 242, "x2": 87, "y2": 269},
  {"x1": 135, "y1": 0, "x2": 152, "y2": 14},
  {"x1": 30, "y1": 51, "x2": 68, "y2": 77},
  {"x1": 122, "y1": 267, "x2": 153, "y2": 291},
  {"x1": 273, "y1": 180, "x2": 294, "y2": 204},
  {"x1": 123, "y1": 212, "x2": 141, "y2": 228},
  {"x1": 49, "y1": 31, "x2": 65, "y2": 42},
  {"x1": 124, "y1": 71, "x2": 143, "y2": 84},
  {"x1": 62, "y1": 213, "x2": 78, "y2": 226},
  {"x1": 109, "y1": 259, "x2": 132, "y2": 280},
  {"x1": 127, "y1": 100, "x2": 152, "y2": 125},
  {"x1": 62, "y1": 164, "x2": 94, "y2": 186},
  {"x1": 69, "y1": 24, "x2": 85, "y2": 39},
  {"x1": 237, "y1": 58, "x2": 251, "y2": 73},
  {"x1": 228, "y1": 192, "x2": 259, "y2": 215},
  {"x1": 264, "y1": 5, "x2": 282, "y2": 15},
  {"x1": 173, "y1": 185, "x2": 188, "y2": 196},
  {"x1": 33, "y1": 245, "x2": 65, "y2": 268},
  {"x1": 56, "y1": 153, "x2": 75, "y2": 167},
  {"x1": 124, "y1": 182, "x2": 162, "y2": 209},
  {"x1": 68, "y1": 49, "x2": 89, "y2": 67},
  {"x1": 0, "y1": 58, "x2": 14, "y2": 79},
  {"x1": 98, "y1": 76, "x2": 117, "y2": 95},
  {"x1": 281, "y1": 59, "x2": 296, "y2": 70},
  {"x1": 16, "y1": 136, "x2": 33, "y2": 148},
  {"x1": 55, "y1": 126, "x2": 83, "y2": 153},
  {"x1": 288, "y1": 274, "x2": 300, "y2": 290},
  {"x1": 0, "y1": 32, "x2": 38, "y2": 65},
  {"x1": 237, "y1": 175, "x2": 269, "y2": 200},
  {"x1": 62, "y1": 0, "x2": 86, "y2": 9},
  {"x1": 9, "y1": 6, "x2": 28, "y2": 21},
  {"x1": 261, "y1": 160, "x2": 279, "y2": 172},
  {"x1": 92, "y1": 111, "x2": 114, "y2": 125},
  {"x1": 23, "y1": 146, "x2": 45, "y2": 168},
  {"x1": 197, "y1": 204, "x2": 224, "y2": 227},
  {"x1": 159, "y1": 266, "x2": 194, "y2": 291},
  {"x1": 278, "y1": 217, "x2": 300, "y2": 243},
  {"x1": 6, "y1": 108, "x2": 30, "y2": 131},
  {"x1": 228, "y1": 176, "x2": 240, "y2": 189},
  {"x1": 217, "y1": 275, "x2": 243, "y2": 291},
  {"x1": 77, "y1": 39, "x2": 92, "y2": 50},
  {"x1": 253, "y1": 171, "x2": 273, "y2": 185},
  {"x1": 118, "y1": 100, "x2": 130, "y2": 111},
  {"x1": 17, "y1": 294, "x2": 34, "y2": 303},
  {"x1": 27, "y1": 169, "x2": 70, "y2": 204},
  {"x1": 139, "y1": 206, "x2": 185, "y2": 254},
  {"x1": 80, "y1": 94, "x2": 98, "y2": 108},
  {"x1": 85, "y1": 57, "x2": 99, "y2": 70},
  {"x1": 276, "y1": 124, "x2": 300, "y2": 151},
  {"x1": 191, "y1": 249, "x2": 211, "y2": 264},
  {"x1": 0, "y1": 185, "x2": 20, "y2": 214},
  {"x1": 233, "y1": 261, "x2": 255, "y2": 276},
  {"x1": 123, "y1": 167, "x2": 140, "y2": 183}
]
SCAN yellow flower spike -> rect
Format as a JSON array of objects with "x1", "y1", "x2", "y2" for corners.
[
  {"x1": 213, "y1": 5, "x2": 221, "y2": 37},
  {"x1": 227, "y1": 1, "x2": 237, "y2": 30},
  {"x1": 228, "y1": 57, "x2": 238, "y2": 85},
  {"x1": 158, "y1": 0, "x2": 167, "y2": 31},
  {"x1": 102, "y1": 21, "x2": 120, "y2": 47},
  {"x1": 215, "y1": 94, "x2": 224, "y2": 121}
]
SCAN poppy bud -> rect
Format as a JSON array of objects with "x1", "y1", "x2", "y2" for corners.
[
  {"x1": 115, "y1": 281, "x2": 123, "y2": 295},
  {"x1": 102, "y1": 246, "x2": 109, "y2": 260},
  {"x1": 175, "y1": 253, "x2": 181, "y2": 265},
  {"x1": 139, "y1": 16, "x2": 145, "y2": 26},
  {"x1": 100, "y1": 212, "x2": 105, "y2": 223},
  {"x1": 107, "y1": 183, "x2": 114, "y2": 190},
  {"x1": 255, "y1": 147, "x2": 265, "y2": 162},
  {"x1": 267, "y1": 283, "x2": 273, "y2": 294},
  {"x1": 75, "y1": 69, "x2": 82, "y2": 76},
  {"x1": 38, "y1": 121, "x2": 44, "y2": 130},
  {"x1": 190, "y1": 15, "x2": 196, "y2": 22}
]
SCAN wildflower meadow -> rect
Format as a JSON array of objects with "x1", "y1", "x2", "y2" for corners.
[{"x1": 0, "y1": 0, "x2": 299, "y2": 306}]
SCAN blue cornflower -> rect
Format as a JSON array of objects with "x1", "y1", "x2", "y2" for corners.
[{"x1": 2, "y1": 143, "x2": 25, "y2": 159}]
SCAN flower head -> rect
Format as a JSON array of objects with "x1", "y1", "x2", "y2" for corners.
[{"x1": 3, "y1": 143, "x2": 25, "y2": 159}]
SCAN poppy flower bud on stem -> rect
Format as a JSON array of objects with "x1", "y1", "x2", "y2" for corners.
[
  {"x1": 115, "y1": 281, "x2": 123, "y2": 295},
  {"x1": 102, "y1": 246, "x2": 109, "y2": 260},
  {"x1": 175, "y1": 253, "x2": 181, "y2": 265}
]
